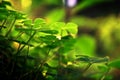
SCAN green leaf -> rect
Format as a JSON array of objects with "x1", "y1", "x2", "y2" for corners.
[
  {"x1": 50, "y1": 22, "x2": 65, "y2": 30},
  {"x1": 49, "y1": 22, "x2": 78, "y2": 36},
  {"x1": 97, "y1": 65, "x2": 108, "y2": 72},
  {"x1": 76, "y1": 55, "x2": 90, "y2": 63},
  {"x1": 22, "y1": 19, "x2": 32, "y2": 26},
  {"x1": 47, "y1": 59, "x2": 58, "y2": 67},
  {"x1": 0, "y1": 1, "x2": 11, "y2": 8},
  {"x1": 34, "y1": 18, "x2": 46, "y2": 28},
  {"x1": 15, "y1": 12, "x2": 26, "y2": 19},
  {"x1": 65, "y1": 22, "x2": 78, "y2": 35},
  {"x1": 0, "y1": 8, "x2": 9, "y2": 20},
  {"x1": 74, "y1": 35, "x2": 96, "y2": 56},
  {"x1": 40, "y1": 35, "x2": 57, "y2": 43},
  {"x1": 1, "y1": 1, "x2": 11, "y2": 6},
  {"x1": 40, "y1": 35, "x2": 59, "y2": 49},
  {"x1": 15, "y1": 27, "x2": 36, "y2": 32},
  {"x1": 49, "y1": 22, "x2": 66, "y2": 36},
  {"x1": 40, "y1": 29, "x2": 58, "y2": 34},
  {"x1": 59, "y1": 37, "x2": 76, "y2": 54},
  {"x1": 108, "y1": 59, "x2": 120, "y2": 69},
  {"x1": 76, "y1": 55, "x2": 109, "y2": 63}
]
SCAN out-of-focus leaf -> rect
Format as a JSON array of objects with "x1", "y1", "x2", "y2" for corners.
[
  {"x1": 40, "y1": 29, "x2": 58, "y2": 34},
  {"x1": 0, "y1": 8, "x2": 9, "y2": 20},
  {"x1": 71, "y1": 16, "x2": 97, "y2": 28},
  {"x1": 50, "y1": 22, "x2": 65, "y2": 30},
  {"x1": 72, "y1": 0, "x2": 111, "y2": 14},
  {"x1": 59, "y1": 37, "x2": 76, "y2": 54},
  {"x1": 0, "y1": 1, "x2": 11, "y2": 8},
  {"x1": 15, "y1": 27, "x2": 36, "y2": 31},
  {"x1": 49, "y1": 22, "x2": 78, "y2": 36},
  {"x1": 1, "y1": 1, "x2": 11, "y2": 6},
  {"x1": 47, "y1": 59, "x2": 58, "y2": 67},
  {"x1": 65, "y1": 22, "x2": 78, "y2": 35},
  {"x1": 97, "y1": 65, "x2": 108, "y2": 72},
  {"x1": 34, "y1": 18, "x2": 46, "y2": 25},
  {"x1": 22, "y1": 19, "x2": 32, "y2": 26},
  {"x1": 74, "y1": 35, "x2": 96, "y2": 56},
  {"x1": 76, "y1": 55, "x2": 109, "y2": 63},
  {"x1": 15, "y1": 12, "x2": 26, "y2": 19},
  {"x1": 40, "y1": 35, "x2": 60, "y2": 49},
  {"x1": 34, "y1": 18, "x2": 46, "y2": 28},
  {"x1": 108, "y1": 59, "x2": 120, "y2": 69},
  {"x1": 40, "y1": 35, "x2": 57, "y2": 43},
  {"x1": 76, "y1": 55, "x2": 90, "y2": 63},
  {"x1": 16, "y1": 55, "x2": 35, "y2": 60},
  {"x1": 15, "y1": 26, "x2": 58, "y2": 34},
  {"x1": 45, "y1": 9, "x2": 65, "y2": 23}
]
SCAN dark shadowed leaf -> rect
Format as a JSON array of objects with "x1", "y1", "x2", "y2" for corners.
[
  {"x1": 76, "y1": 55, "x2": 109, "y2": 63},
  {"x1": 40, "y1": 29, "x2": 58, "y2": 34}
]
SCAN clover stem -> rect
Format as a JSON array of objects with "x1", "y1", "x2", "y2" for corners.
[
  {"x1": 5, "y1": 17, "x2": 16, "y2": 37},
  {"x1": 16, "y1": 31, "x2": 36, "y2": 55},
  {"x1": 0, "y1": 17, "x2": 7, "y2": 30},
  {"x1": 82, "y1": 63, "x2": 92, "y2": 73}
]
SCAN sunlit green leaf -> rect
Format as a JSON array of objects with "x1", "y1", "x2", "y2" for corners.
[
  {"x1": 34, "y1": 18, "x2": 46, "y2": 27},
  {"x1": 65, "y1": 22, "x2": 78, "y2": 35},
  {"x1": 50, "y1": 22, "x2": 65, "y2": 30},
  {"x1": 22, "y1": 19, "x2": 32, "y2": 26},
  {"x1": 0, "y1": 8, "x2": 9, "y2": 20}
]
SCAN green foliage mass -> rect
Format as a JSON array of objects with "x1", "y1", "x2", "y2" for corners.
[{"x1": 1, "y1": 0, "x2": 120, "y2": 80}]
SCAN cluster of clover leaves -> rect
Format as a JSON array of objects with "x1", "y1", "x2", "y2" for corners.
[{"x1": 1, "y1": 1, "x2": 120, "y2": 80}]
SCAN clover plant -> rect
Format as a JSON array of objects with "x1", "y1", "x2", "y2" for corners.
[{"x1": 1, "y1": 1, "x2": 120, "y2": 80}]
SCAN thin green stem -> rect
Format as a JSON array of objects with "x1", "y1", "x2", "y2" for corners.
[
  {"x1": 16, "y1": 31, "x2": 36, "y2": 55},
  {"x1": 0, "y1": 17, "x2": 8, "y2": 30},
  {"x1": 39, "y1": 48, "x2": 51, "y2": 69},
  {"x1": 15, "y1": 32, "x2": 24, "y2": 39},
  {"x1": 82, "y1": 63, "x2": 92, "y2": 73},
  {"x1": 34, "y1": 48, "x2": 51, "y2": 80},
  {"x1": 5, "y1": 17, "x2": 16, "y2": 37},
  {"x1": 24, "y1": 45, "x2": 29, "y2": 63}
]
